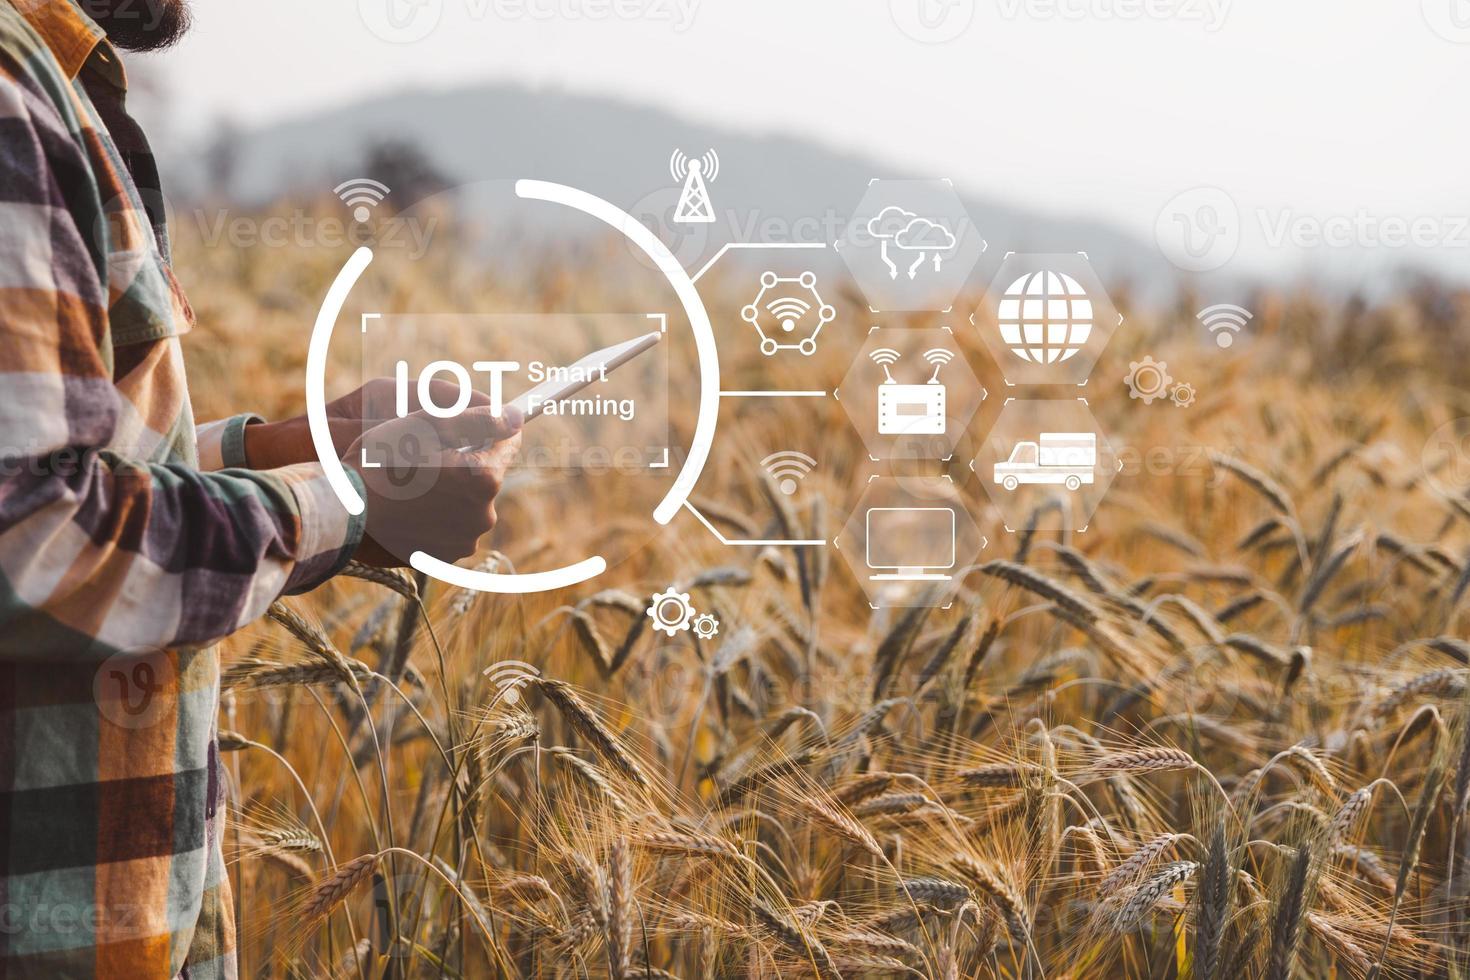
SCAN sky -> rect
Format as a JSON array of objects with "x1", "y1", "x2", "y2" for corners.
[{"x1": 130, "y1": 0, "x2": 1470, "y2": 280}]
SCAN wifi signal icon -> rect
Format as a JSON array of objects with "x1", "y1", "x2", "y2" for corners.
[
  {"x1": 766, "y1": 296, "x2": 811, "y2": 333},
  {"x1": 923, "y1": 347, "x2": 954, "y2": 382},
  {"x1": 482, "y1": 659, "x2": 540, "y2": 706},
  {"x1": 334, "y1": 177, "x2": 390, "y2": 224},
  {"x1": 870, "y1": 347, "x2": 902, "y2": 383},
  {"x1": 1197, "y1": 304, "x2": 1253, "y2": 349},
  {"x1": 761, "y1": 451, "x2": 816, "y2": 496},
  {"x1": 668, "y1": 148, "x2": 720, "y2": 184}
]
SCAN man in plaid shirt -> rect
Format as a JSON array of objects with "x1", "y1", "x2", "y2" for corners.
[{"x1": 0, "y1": 1, "x2": 522, "y2": 975}]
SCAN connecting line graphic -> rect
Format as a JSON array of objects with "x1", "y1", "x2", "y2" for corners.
[
  {"x1": 683, "y1": 499, "x2": 827, "y2": 547},
  {"x1": 691, "y1": 241, "x2": 828, "y2": 284},
  {"x1": 696, "y1": 241, "x2": 832, "y2": 398},
  {"x1": 678, "y1": 240, "x2": 834, "y2": 546}
]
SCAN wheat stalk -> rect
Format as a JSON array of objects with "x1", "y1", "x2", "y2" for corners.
[
  {"x1": 1109, "y1": 860, "x2": 1199, "y2": 932},
  {"x1": 340, "y1": 560, "x2": 419, "y2": 600},
  {"x1": 303, "y1": 853, "x2": 379, "y2": 923},
  {"x1": 535, "y1": 678, "x2": 650, "y2": 790}
]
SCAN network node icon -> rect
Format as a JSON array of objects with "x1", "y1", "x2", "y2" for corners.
[
  {"x1": 741, "y1": 270, "x2": 836, "y2": 356},
  {"x1": 670, "y1": 148, "x2": 719, "y2": 224}
]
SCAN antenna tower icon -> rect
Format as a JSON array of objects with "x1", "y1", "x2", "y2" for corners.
[{"x1": 670, "y1": 149, "x2": 719, "y2": 224}]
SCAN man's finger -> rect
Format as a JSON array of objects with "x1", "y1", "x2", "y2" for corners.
[
  {"x1": 455, "y1": 431, "x2": 521, "y2": 472},
  {"x1": 452, "y1": 405, "x2": 523, "y2": 448},
  {"x1": 408, "y1": 405, "x2": 523, "y2": 448},
  {"x1": 412, "y1": 378, "x2": 492, "y2": 414}
]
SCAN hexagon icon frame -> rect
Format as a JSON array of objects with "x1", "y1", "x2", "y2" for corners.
[
  {"x1": 741, "y1": 270, "x2": 836, "y2": 356},
  {"x1": 835, "y1": 326, "x2": 985, "y2": 461},
  {"x1": 970, "y1": 397, "x2": 1121, "y2": 533},
  {"x1": 834, "y1": 475, "x2": 986, "y2": 609},
  {"x1": 973, "y1": 252, "x2": 1122, "y2": 387},
  {"x1": 837, "y1": 179, "x2": 986, "y2": 313}
]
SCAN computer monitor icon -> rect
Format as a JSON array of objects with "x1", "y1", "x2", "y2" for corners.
[{"x1": 865, "y1": 507, "x2": 956, "y2": 581}]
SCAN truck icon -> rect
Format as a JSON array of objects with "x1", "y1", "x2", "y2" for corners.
[{"x1": 994, "y1": 432, "x2": 1097, "y2": 492}]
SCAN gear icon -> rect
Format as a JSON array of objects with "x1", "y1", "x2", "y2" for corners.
[
  {"x1": 1170, "y1": 382, "x2": 1197, "y2": 408},
  {"x1": 692, "y1": 614, "x2": 720, "y2": 639},
  {"x1": 1124, "y1": 356, "x2": 1173, "y2": 405},
  {"x1": 647, "y1": 588, "x2": 695, "y2": 637}
]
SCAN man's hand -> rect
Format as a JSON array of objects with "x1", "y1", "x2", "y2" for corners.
[
  {"x1": 326, "y1": 377, "x2": 492, "y2": 426},
  {"x1": 344, "y1": 406, "x2": 523, "y2": 567},
  {"x1": 241, "y1": 377, "x2": 494, "y2": 470},
  {"x1": 241, "y1": 416, "x2": 356, "y2": 470}
]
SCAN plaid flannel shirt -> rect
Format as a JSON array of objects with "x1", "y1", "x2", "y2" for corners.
[{"x1": 0, "y1": 2, "x2": 366, "y2": 976}]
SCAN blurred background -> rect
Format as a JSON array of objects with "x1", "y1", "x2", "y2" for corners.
[
  {"x1": 120, "y1": 6, "x2": 1470, "y2": 976},
  {"x1": 132, "y1": 0, "x2": 1470, "y2": 299}
]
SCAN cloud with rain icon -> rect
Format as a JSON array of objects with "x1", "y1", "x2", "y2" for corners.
[
  {"x1": 895, "y1": 218, "x2": 957, "y2": 277},
  {"x1": 866, "y1": 206, "x2": 957, "y2": 280}
]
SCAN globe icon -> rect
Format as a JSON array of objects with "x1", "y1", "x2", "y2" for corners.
[{"x1": 997, "y1": 271, "x2": 1093, "y2": 364}]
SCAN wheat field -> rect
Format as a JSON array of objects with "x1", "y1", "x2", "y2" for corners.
[{"x1": 174, "y1": 205, "x2": 1470, "y2": 978}]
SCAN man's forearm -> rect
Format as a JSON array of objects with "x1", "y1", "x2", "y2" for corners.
[
  {"x1": 241, "y1": 416, "x2": 362, "y2": 470},
  {"x1": 241, "y1": 417, "x2": 312, "y2": 469}
]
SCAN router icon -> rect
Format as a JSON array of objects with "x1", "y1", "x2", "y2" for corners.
[
  {"x1": 878, "y1": 383, "x2": 946, "y2": 435},
  {"x1": 871, "y1": 347, "x2": 952, "y2": 435}
]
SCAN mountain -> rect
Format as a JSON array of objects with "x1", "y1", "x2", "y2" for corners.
[{"x1": 168, "y1": 83, "x2": 1177, "y2": 294}]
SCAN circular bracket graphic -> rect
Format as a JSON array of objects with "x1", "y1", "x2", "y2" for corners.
[{"x1": 306, "y1": 181, "x2": 720, "y2": 593}]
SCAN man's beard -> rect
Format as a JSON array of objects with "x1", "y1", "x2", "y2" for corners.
[{"x1": 84, "y1": 0, "x2": 193, "y2": 52}]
